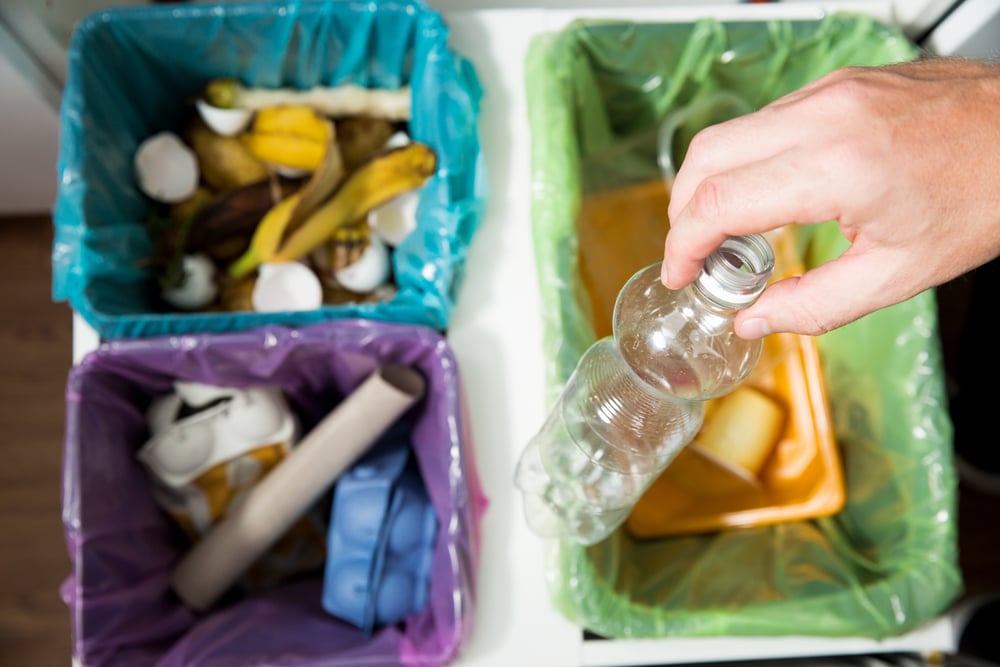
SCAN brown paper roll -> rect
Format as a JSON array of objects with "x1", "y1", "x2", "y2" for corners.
[{"x1": 170, "y1": 363, "x2": 426, "y2": 611}]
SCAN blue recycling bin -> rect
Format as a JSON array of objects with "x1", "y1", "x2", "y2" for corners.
[{"x1": 52, "y1": 0, "x2": 485, "y2": 340}]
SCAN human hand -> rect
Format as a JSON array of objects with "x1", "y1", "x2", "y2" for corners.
[{"x1": 661, "y1": 58, "x2": 1000, "y2": 338}]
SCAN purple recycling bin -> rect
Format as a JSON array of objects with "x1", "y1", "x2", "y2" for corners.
[{"x1": 60, "y1": 319, "x2": 486, "y2": 667}]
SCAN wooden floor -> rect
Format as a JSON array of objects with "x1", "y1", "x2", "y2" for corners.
[
  {"x1": 0, "y1": 214, "x2": 996, "y2": 666},
  {"x1": 0, "y1": 215, "x2": 74, "y2": 666}
]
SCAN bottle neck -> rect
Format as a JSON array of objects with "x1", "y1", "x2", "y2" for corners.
[
  {"x1": 693, "y1": 234, "x2": 775, "y2": 310},
  {"x1": 686, "y1": 279, "x2": 743, "y2": 318},
  {"x1": 610, "y1": 235, "x2": 775, "y2": 400}
]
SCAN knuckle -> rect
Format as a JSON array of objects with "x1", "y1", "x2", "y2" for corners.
[
  {"x1": 791, "y1": 303, "x2": 839, "y2": 336},
  {"x1": 827, "y1": 65, "x2": 866, "y2": 83},
  {"x1": 818, "y1": 75, "x2": 876, "y2": 114},
  {"x1": 684, "y1": 126, "x2": 718, "y2": 162},
  {"x1": 688, "y1": 176, "x2": 727, "y2": 221}
]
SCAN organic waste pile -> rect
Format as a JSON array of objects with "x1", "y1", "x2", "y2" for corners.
[{"x1": 136, "y1": 78, "x2": 436, "y2": 314}]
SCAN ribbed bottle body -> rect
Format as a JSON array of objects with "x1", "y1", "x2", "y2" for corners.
[
  {"x1": 516, "y1": 234, "x2": 774, "y2": 545},
  {"x1": 614, "y1": 264, "x2": 763, "y2": 400},
  {"x1": 515, "y1": 338, "x2": 704, "y2": 545}
]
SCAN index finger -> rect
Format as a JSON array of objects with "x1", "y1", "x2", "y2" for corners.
[
  {"x1": 662, "y1": 149, "x2": 839, "y2": 288},
  {"x1": 666, "y1": 102, "x2": 815, "y2": 225}
]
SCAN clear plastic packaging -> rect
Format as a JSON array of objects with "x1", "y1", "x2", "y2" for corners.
[{"x1": 515, "y1": 234, "x2": 775, "y2": 545}]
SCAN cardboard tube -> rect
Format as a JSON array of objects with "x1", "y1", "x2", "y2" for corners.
[{"x1": 170, "y1": 363, "x2": 426, "y2": 611}]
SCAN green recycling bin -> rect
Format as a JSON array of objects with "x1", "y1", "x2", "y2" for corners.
[{"x1": 525, "y1": 12, "x2": 962, "y2": 639}]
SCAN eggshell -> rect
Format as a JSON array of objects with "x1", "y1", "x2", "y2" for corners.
[
  {"x1": 252, "y1": 262, "x2": 323, "y2": 312},
  {"x1": 147, "y1": 424, "x2": 214, "y2": 476},
  {"x1": 368, "y1": 190, "x2": 419, "y2": 247},
  {"x1": 134, "y1": 131, "x2": 200, "y2": 204},
  {"x1": 383, "y1": 131, "x2": 412, "y2": 150},
  {"x1": 274, "y1": 165, "x2": 311, "y2": 179},
  {"x1": 195, "y1": 98, "x2": 253, "y2": 136},
  {"x1": 335, "y1": 236, "x2": 391, "y2": 293},
  {"x1": 162, "y1": 254, "x2": 218, "y2": 310}
]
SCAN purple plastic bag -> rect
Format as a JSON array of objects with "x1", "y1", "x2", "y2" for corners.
[{"x1": 60, "y1": 320, "x2": 486, "y2": 667}]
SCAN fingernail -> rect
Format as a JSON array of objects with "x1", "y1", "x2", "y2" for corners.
[
  {"x1": 739, "y1": 318, "x2": 771, "y2": 340},
  {"x1": 660, "y1": 265, "x2": 670, "y2": 287}
]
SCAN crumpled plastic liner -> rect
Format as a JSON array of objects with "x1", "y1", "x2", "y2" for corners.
[
  {"x1": 60, "y1": 319, "x2": 486, "y2": 667},
  {"x1": 52, "y1": 0, "x2": 486, "y2": 340},
  {"x1": 525, "y1": 14, "x2": 961, "y2": 639}
]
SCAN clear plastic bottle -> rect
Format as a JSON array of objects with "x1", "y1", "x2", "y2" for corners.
[{"x1": 515, "y1": 234, "x2": 775, "y2": 545}]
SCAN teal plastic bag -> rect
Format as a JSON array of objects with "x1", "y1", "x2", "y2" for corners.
[
  {"x1": 53, "y1": 0, "x2": 485, "y2": 340},
  {"x1": 526, "y1": 14, "x2": 961, "y2": 639}
]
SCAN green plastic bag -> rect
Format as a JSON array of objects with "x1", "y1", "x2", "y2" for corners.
[{"x1": 525, "y1": 13, "x2": 962, "y2": 639}]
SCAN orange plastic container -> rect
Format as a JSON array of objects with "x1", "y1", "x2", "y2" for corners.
[
  {"x1": 576, "y1": 178, "x2": 845, "y2": 538},
  {"x1": 626, "y1": 331, "x2": 845, "y2": 538}
]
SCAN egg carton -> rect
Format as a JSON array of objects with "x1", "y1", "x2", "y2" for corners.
[{"x1": 322, "y1": 432, "x2": 438, "y2": 633}]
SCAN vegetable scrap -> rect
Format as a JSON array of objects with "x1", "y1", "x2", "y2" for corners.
[{"x1": 135, "y1": 79, "x2": 435, "y2": 313}]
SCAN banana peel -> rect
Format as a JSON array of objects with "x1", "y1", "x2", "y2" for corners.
[
  {"x1": 242, "y1": 106, "x2": 333, "y2": 172},
  {"x1": 186, "y1": 176, "x2": 299, "y2": 263},
  {"x1": 337, "y1": 116, "x2": 398, "y2": 169},
  {"x1": 273, "y1": 142, "x2": 437, "y2": 264},
  {"x1": 242, "y1": 134, "x2": 326, "y2": 172},
  {"x1": 253, "y1": 106, "x2": 332, "y2": 143},
  {"x1": 227, "y1": 193, "x2": 303, "y2": 278},
  {"x1": 227, "y1": 131, "x2": 346, "y2": 279},
  {"x1": 288, "y1": 130, "x2": 346, "y2": 228}
]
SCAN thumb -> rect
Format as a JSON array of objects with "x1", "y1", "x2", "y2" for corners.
[{"x1": 735, "y1": 253, "x2": 907, "y2": 338}]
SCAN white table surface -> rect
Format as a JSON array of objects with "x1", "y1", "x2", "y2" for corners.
[
  {"x1": 440, "y1": 5, "x2": 956, "y2": 667},
  {"x1": 70, "y1": 4, "x2": 960, "y2": 666}
]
